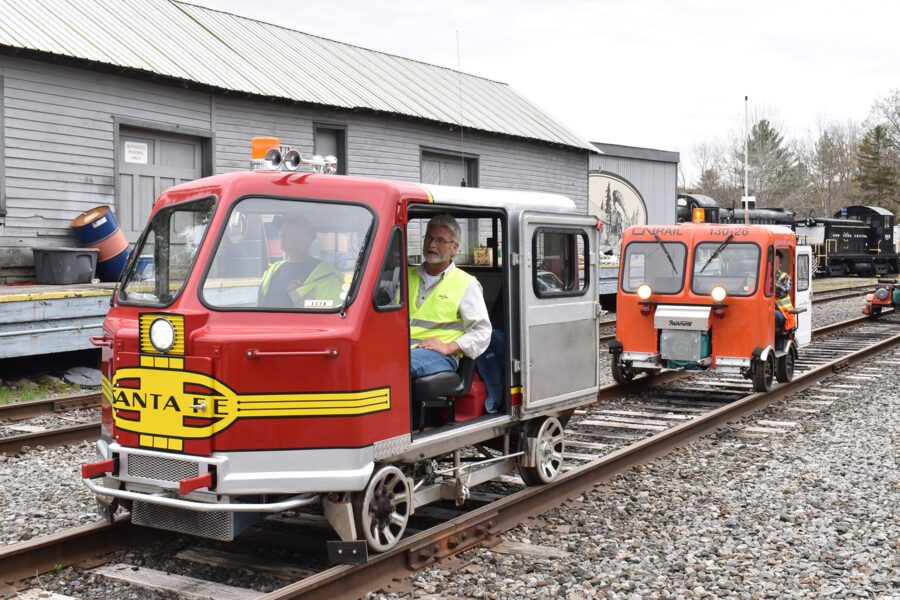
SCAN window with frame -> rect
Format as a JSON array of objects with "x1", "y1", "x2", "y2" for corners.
[
  {"x1": 532, "y1": 228, "x2": 588, "y2": 297},
  {"x1": 374, "y1": 228, "x2": 404, "y2": 310},
  {"x1": 797, "y1": 253, "x2": 810, "y2": 292},
  {"x1": 621, "y1": 241, "x2": 686, "y2": 294},
  {"x1": 691, "y1": 242, "x2": 760, "y2": 296},
  {"x1": 406, "y1": 215, "x2": 502, "y2": 269}
]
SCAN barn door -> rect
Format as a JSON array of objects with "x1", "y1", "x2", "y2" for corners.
[{"x1": 118, "y1": 128, "x2": 204, "y2": 241}]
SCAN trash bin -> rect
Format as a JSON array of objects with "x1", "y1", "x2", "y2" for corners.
[{"x1": 32, "y1": 247, "x2": 98, "y2": 284}]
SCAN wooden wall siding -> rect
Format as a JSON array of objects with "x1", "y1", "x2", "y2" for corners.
[
  {"x1": 0, "y1": 294, "x2": 109, "y2": 357},
  {"x1": 591, "y1": 155, "x2": 677, "y2": 225},
  {"x1": 0, "y1": 56, "x2": 587, "y2": 280},
  {"x1": 0, "y1": 56, "x2": 210, "y2": 275},
  {"x1": 213, "y1": 97, "x2": 589, "y2": 212}
]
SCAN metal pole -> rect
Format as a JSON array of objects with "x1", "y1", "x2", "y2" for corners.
[{"x1": 744, "y1": 95, "x2": 749, "y2": 199}]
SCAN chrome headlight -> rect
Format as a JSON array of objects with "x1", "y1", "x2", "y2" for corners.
[
  {"x1": 149, "y1": 318, "x2": 175, "y2": 353},
  {"x1": 637, "y1": 284, "x2": 652, "y2": 300},
  {"x1": 711, "y1": 286, "x2": 727, "y2": 302}
]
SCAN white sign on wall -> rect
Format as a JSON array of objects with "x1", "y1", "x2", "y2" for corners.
[{"x1": 124, "y1": 141, "x2": 149, "y2": 164}]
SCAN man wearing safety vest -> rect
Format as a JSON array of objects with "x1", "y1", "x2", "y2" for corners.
[
  {"x1": 258, "y1": 215, "x2": 344, "y2": 309},
  {"x1": 774, "y1": 250, "x2": 797, "y2": 332},
  {"x1": 409, "y1": 214, "x2": 491, "y2": 381}
]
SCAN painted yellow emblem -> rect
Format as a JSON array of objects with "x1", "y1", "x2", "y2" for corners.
[{"x1": 103, "y1": 365, "x2": 390, "y2": 447}]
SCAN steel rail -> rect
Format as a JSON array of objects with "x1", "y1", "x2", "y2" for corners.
[
  {"x1": 1, "y1": 313, "x2": 890, "y2": 593},
  {"x1": 0, "y1": 392, "x2": 100, "y2": 421},
  {"x1": 0, "y1": 422, "x2": 100, "y2": 454},
  {"x1": 257, "y1": 316, "x2": 900, "y2": 600}
]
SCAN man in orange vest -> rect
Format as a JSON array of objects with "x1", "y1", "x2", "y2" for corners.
[
  {"x1": 408, "y1": 215, "x2": 491, "y2": 381},
  {"x1": 774, "y1": 250, "x2": 797, "y2": 333}
]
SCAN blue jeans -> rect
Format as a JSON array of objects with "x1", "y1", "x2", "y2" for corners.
[
  {"x1": 410, "y1": 347, "x2": 458, "y2": 378},
  {"x1": 476, "y1": 330, "x2": 505, "y2": 413}
]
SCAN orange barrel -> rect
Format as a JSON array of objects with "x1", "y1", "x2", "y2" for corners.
[{"x1": 70, "y1": 205, "x2": 130, "y2": 281}]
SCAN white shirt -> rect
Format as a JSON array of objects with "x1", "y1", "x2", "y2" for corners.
[{"x1": 414, "y1": 262, "x2": 492, "y2": 360}]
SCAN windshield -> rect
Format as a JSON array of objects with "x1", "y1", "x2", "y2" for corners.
[
  {"x1": 621, "y1": 241, "x2": 687, "y2": 294},
  {"x1": 201, "y1": 198, "x2": 374, "y2": 311},
  {"x1": 120, "y1": 197, "x2": 215, "y2": 305},
  {"x1": 691, "y1": 242, "x2": 760, "y2": 296}
]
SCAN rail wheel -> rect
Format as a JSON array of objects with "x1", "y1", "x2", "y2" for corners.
[
  {"x1": 751, "y1": 353, "x2": 774, "y2": 392},
  {"x1": 870, "y1": 304, "x2": 882, "y2": 318},
  {"x1": 353, "y1": 465, "x2": 411, "y2": 552},
  {"x1": 611, "y1": 355, "x2": 634, "y2": 384},
  {"x1": 775, "y1": 346, "x2": 796, "y2": 383},
  {"x1": 519, "y1": 416, "x2": 565, "y2": 486}
]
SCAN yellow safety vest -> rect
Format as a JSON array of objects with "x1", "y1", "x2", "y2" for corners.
[
  {"x1": 408, "y1": 265, "x2": 474, "y2": 347},
  {"x1": 260, "y1": 260, "x2": 344, "y2": 307},
  {"x1": 775, "y1": 271, "x2": 796, "y2": 330}
]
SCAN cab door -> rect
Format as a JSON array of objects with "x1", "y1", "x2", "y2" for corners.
[
  {"x1": 520, "y1": 212, "x2": 600, "y2": 412},
  {"x1": 795, "y1": 246, "x2": 813, "y2": 347}
]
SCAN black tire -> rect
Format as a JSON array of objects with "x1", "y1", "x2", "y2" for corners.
[
  {"x1": 752, "y1": 354, "x2": 774, "y2": 392},
  {"x1": 872, "y1": 305, "x2": 883, "y2": 318},
  {"x1": 611, "y1": 355, "x2": 634, "y2": 384},
  {"x1": 775, "y1": 347, "x2": 796, "y2": 383}
]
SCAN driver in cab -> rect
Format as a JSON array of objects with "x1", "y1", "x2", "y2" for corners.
[{"x1": 258, "y1": 214, "x2": 344, "y2": 309}]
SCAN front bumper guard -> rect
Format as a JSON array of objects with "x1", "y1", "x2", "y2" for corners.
[{"x1": 83, "y1": 477, "x2": 319, "y2": 513}]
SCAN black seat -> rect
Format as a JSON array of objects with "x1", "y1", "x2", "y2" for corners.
[{"x1": 413, "y1": 357, "x2": 475, "y2": 430}]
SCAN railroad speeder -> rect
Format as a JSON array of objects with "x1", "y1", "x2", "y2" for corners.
[
  {"x1": 81, "y1": 138, "x2": 604, "y2": 558},
  {"x1": 610, "y1": 208, "x2": 813, "y2": 393}
]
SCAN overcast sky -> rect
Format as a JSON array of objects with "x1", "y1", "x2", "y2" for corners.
[{"x1": 190, "y1": 0, "x2": 900, "y2": 183}]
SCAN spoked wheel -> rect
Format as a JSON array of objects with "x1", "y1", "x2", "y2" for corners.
[
  {"x1": 611, "y1": 355, "x2": 634, "y2": 384},
  {"x1": 519, "y1": 416, "x2": 565, "y2": 486},
  {"x1": 353, "y1": 465, "x2": 411, "y2": 553},
  {"x1": 752, "y1": 353, "x2": 775, "y2": 392},
  {"x1": 775, "y1": 346, "x2": 796, "y2": 383}
]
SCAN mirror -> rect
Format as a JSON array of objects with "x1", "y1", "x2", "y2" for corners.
[{"x1": 226, "y1": 211, "x2": 248, "y2": 244}]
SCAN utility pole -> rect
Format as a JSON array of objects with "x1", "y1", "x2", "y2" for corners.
[{"x1": 742, "y1": 95, "x2": 754, "y2": 223}]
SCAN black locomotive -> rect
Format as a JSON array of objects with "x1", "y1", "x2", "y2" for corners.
[
  {"x1": 796, "y1": 206, "x2": 898, "y2": 276},
  {"x1": 677, "y1": 195, "x2": 899, "y2": 277}
]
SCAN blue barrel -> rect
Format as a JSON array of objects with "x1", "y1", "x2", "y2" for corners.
[{"x1": 70, "y1": 205, "x2": 130, "y2": 282}]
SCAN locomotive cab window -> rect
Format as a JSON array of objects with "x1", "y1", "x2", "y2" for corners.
[
  {"x1": 120, "y1": 197, "x2": 216, "y2": 306},
  {"x1": 621, "y1": 241, "x2": 686, "y2": 294},
  {"x1": 532, "y1": 229, "x2": 588, "y2": 297},
  {"x1": 201, "y1": 198, "x2": 374, "y2": 311},
  {"x1": 374, "y1": 227, "x2": 404, "y2": 310},
  {"x1": 691, "y1": 242, "x2": 760, "y2": 297},
  {"x1": 797, "y1": 253, "x2": 810, "y2": 292}
]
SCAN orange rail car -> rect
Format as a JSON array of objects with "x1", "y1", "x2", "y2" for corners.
[{"x1": 610, "y1": 214, "x2": 813, "y2": 392}]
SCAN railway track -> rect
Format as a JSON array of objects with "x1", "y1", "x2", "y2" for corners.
[
  {"x1": 4, "y1": 311, "x2": 899, "y2": 598},
  {"x1": 0, "y1": 392, "x2": 101, "y2": 454}
]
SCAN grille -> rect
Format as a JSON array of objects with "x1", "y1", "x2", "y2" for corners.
[
  {"x1": 133, "y1": 501, "x2": 235, "y2": 541},
  {"x1": 127, "y1": 454, "x2": 199, "y2": 482},
  {"x1": 660, "y1": 329, "x2": 702, "y2": 362}
]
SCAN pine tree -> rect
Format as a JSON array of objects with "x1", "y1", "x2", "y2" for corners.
[{"x1": 855, "y1": 125, "x2": 899, "y2": 209}]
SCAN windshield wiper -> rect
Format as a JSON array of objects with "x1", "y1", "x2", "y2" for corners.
[
  {"x1": 700, "y1": 233, "x2": 735, "y2": 273},
  {"x1": 652, "y1": 233, "x2": 679, "y2": 275}
]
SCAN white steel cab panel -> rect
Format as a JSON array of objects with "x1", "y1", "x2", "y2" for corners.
[
  {"x1": 520, "y1": 212, "x2": 600, "y2": 412},
  {"x1": 795, "y1": 245, "x2": 813, "y2": 347}
]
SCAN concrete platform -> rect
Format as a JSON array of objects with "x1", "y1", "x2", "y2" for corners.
[{"x1": 0, "y1": 282, "x2": 117, "y2": 358}]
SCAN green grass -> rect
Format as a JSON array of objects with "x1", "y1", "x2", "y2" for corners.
[
  {"x1": 0, "y1": 381, "x2": 83, "y2": 405},
  {"x1": 812, "y1": 277, "x2": 878, "y2": 293}
]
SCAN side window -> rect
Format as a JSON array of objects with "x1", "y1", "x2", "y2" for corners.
[
  {"x1": 797, "y1": 254, "x2": 810, "y2": 292},
  {"x1": 406, "y1": 215, "x2": 502, "y2": 268},
  {"x1": 533, "y1": 228, "x2": 588, "y2": 298},
  {"x1": 374, "y1": 228, "x2": 403, "y2": 310},
  {"x1": 764, "y1": 245, "x2": 774, "y2": 297}
]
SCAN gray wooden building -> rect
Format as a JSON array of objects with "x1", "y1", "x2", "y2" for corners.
[
  {"x1": 0, "y1": 0, "x2": 595, "y2": 283},
  {"x1": 588, "y1": 142, "x2": 680, "y2": 296}
]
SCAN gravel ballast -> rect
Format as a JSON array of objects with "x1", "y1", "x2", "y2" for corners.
[
  {"x1": 3, "y1": 291, "x2": 897, "y2": 598},
  {"x1": 383, "y1": 350, "x2": 899, "y2": 599}
]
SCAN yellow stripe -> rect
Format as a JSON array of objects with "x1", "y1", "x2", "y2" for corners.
[
  {"x1": 0, "y1": 289, "x2": 113, "y2": 303},
  {"x1": 510, "y1": 386, "x2": 523, "y2": 394}
]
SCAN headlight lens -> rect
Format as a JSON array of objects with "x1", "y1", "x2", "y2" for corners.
[
  {"x1": 711, "y1": 286, "x2": 727, "y2": 302},
  {"x1": 637, "y1": 284, "x2": 652, "y2": 300},
  {"x1": 149, "y1": 318, "x2": 175, "y2": 353}
]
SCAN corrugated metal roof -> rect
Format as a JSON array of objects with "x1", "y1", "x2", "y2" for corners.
[{"x1": 0, "y1": 0, "x2": 595, "y2": 151}]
